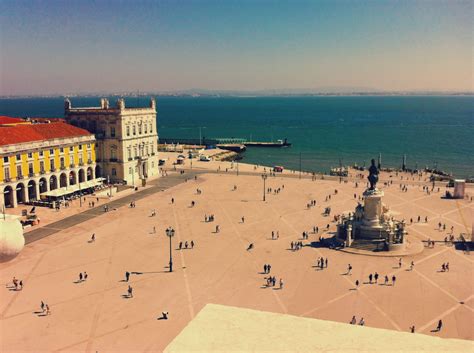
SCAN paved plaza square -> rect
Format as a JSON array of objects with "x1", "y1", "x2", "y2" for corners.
[{"x1": 1, "y1": 165, "x2": 473, "y2": 352}]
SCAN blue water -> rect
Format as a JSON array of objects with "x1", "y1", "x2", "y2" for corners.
[{"x1": 1, "y1": 96, "x2": 472, "y2": 177}]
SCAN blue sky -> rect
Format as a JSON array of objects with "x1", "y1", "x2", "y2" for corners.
[{"x1": 0, "y1": 0, "x2": 472, "y2": 95}]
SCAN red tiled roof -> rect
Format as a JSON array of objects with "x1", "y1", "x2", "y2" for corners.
[
  {"x1": 0, "y1": 122, "x2": 93, "y2": 146},
  {"x1": 0, "y1": 116, "x2": 26, "y2": 125}
]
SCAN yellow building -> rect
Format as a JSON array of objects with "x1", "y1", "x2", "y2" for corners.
[{"x1": 0, "y1": 117, "x2": 97, "y2": 208}]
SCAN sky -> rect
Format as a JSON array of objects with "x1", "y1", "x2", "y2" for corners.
[{"x1": 0, "y1": 0, "x2": 472, "y2": 95}]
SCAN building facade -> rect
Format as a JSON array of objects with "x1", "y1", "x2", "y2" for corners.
[
  {"x1": 0, "y1": 118, "x2": 97, "y2": 208},
  {"x1": 64, "y1": 98, "x2": 159, "y2": 185}
]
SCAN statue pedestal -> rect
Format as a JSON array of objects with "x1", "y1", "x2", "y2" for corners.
[{"x1": 359, "y1": 189, "x2": 385, "y2": 239}]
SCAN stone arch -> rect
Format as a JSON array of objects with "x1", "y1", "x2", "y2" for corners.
[
  {"x1": 15, "y1": 182, "x2": 26, "y2": 204},
  {"x1": 27, "y1": 180, "x2": 37, "y2": 201},
  {"x1": 60, "y1": 173, "x2": 68, "y2": 188},
  {"x1": 87, "y1": 167, "x2": 94, "y2": 181},
  {"x1": 78, "y1": 169, "x2": 86, "y2": 183},
  {"x1": 39, "y1": 177, "x2": 48, "y2": 194},
  {"x1": 49, "y1": 175, "x2": 58, "y2": 190},
  {"x1": 69, "y1": 170, "x2": 77, "y2": 185},
  {"x1": 95, "y1": 165, "x2": 101, "y2": 178},
  {"x1": 3, "y1": 185, "x2": 14, "y2": 208}
]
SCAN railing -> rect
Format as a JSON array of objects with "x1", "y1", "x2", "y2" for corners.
[
  {"x1": 79, "y1": 162, "x2": 84, "y2": 166},
  {"x1": 70, "y1": 164, "x2": 75, "y2": 168},
  {"x1": 51, "y1": 168, "x2": 57, "y2": 172},
  {"x1": 17, "y1": 175, "x2": 24, "y2": 180},
  {"x1": 87, "y1": 159, "x2": 93, "y2": 164},
  {"x1": 4, "y1": 177, "x2": 11, "y2": 183},
  {"x1": 60, "y1": 166, "x2": 66, "y2": 170},
  {"x1": 28, "y1": 172, "x2": 35, "y2": 177},
  {"x1": 40, "y1": 170, "x2": 46, "y2": 175}
]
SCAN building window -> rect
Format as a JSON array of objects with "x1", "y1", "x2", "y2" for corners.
[
  {"x1": 110, "y1": 149, "x2": 116, "y2": 160},
  {"x1": 134, "y1": 146, "x2": 137, "y2": 157},
  {"x1": 129, "y1": 167, "x2": 133, "y2": 175},
  {"x1": 152, "y1": 161, "x2": 154, "y2": 168},
  {"x1": 69, "y1": 146, "x2": 73, "y2": 152},
  {"x1": 138, "y1": 124, "x2": 142, "y2": 134},
  {"x1": 50, "y1": 149, "x2": 54, "y2": 155},
  {"x1": 28, "y1": 152, "x2": 33, "y2": 158},
  {"x1": 88, "y1": 152, "x2": 92, "y2": 161},
  {"x1": 150, "y1": 123, "x2": 153, "y2": 133},
  {"x1": 112, "y1": 168, "x2": 117, "y2": 176},
  {"x1": 4, "y1": 167, "x2": 10, "y2": 180},
  {"x1": 28, "y1": 163, "x2": 34, "y2": 175},
  {"x1": 60, "y1": 157, "x2": 65, "y2": 168},
  {"x1": 110, "y1": 126, "x2": 116, "y2": 137},
  {"x1": 50, "y1": 159, "x2": 55, "y2": 170},
  {"x1": 146, "y1": 145, "x2": 149, "y2": 155},
  {"x1": 144, "y1": 123, "x2": 148, "y2": 134},
  {"x1": 60, "y1": 147, "x2": 64, "y2": 153},
  {"x1": 16, "y1": 154, "x2": 21, "y2": 161},
  {"x1": 150, "y1": 143, "x2": 154, "y2": 153},
  {"x1": 126, "y1": 126, "x2": 130, "y2": 136},
  {"x1": 17, "y1": 165, "x2": 22, "y2": 177},
  {"x1": 87, "y1": 143, "x2": 91, "y2": 148},
  {"x1": 127, "y1": 147, "x2": 131, "y2": 159},
  {"x1": 79, "y1": 155, "x2": 83, "y2": 164},
  {"x1": 79, "y1": 144, "x2": 83, "y2": 150},
  {"x1": 133, "y1": 125, "x2": 136, "y2": 135},
  {"x1": 39, "y1": 150, "x2": 44, "y2": 157},
  {"x1": 3, "y1": 156, "x2": 8, "y2": 163},
  {"x1": 40, "y1": 161, "x2": 45, "y2": 172}
]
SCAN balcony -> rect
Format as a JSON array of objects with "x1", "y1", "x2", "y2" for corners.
[
  {"x1": 87, "y1": 159, "x2": 93, "y2": 164},
  {"x1": 128, "y1": 157, "x2": 133, "y2": 161},
  {"x1": 40, "y1": 169, "x2": 46, "y2": 175},
  {"x1": 28, "y1": 172, "x2": 35, "y2": 177},
  {"x1": 79, "y1": 162, "x2": 84, "y2": 166},
  {"x1": 4, "y1": 177, "x2": 11, "y2": 183},
  {"x1": 60, "y1": 165, "x2": 66, "y2": 170},
  {"x1": 51, "y1": 168, "x2": 57, "y2": 172},
  {"x1": 70, "y1": 164, "x2": 75, "y2": 168},
  {"x1": 16, "y1": 175, "x2": 24, "y2": 180}
]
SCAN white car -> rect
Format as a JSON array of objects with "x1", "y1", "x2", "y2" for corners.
[{"x1": 199, "y1": 155, "x2": 211, "y2": 162}]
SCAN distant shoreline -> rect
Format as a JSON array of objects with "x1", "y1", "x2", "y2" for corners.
[{"x1": 1, "y1": 92, "x2": 473, "y2": 99}]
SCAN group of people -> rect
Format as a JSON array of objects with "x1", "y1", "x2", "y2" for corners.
[
  {"x1": 264, "y1": 276, "x2": 283, "y2": 289},
  {"x1": 11, "y1": 277, "x2": 23, "y2": 291},
  {"x1": 271, "y1": 231, "x2": 280, "y2": 240},
  {"x1": 262, "y1": 264, "x2": 272, "y2": 274},
  {"x1": 306, "y1": 199, "x2": 317, "y2": 209},
  {"x1": 77, "y1": 272, "x2": 88, "y2": 282},
  {"x1": 129, "y1": 201, "x2": 137, "y2": 208},
  {"x1": 440, "y1": 262, "x2": 450, "y2": 272},
  {"x1": 178, "y1": 241, "x2": 195, "y2": 250},
  {"x1": 39, "y1": 301, "x2": 51, "y2": 316},
  {"x1": 315, "y1": 257, "x2": 328, "y2": 269},
  {"x1": 204, "y1": 214, "x2": 215, "y2": 222},
  {"x1": 350, "y1": 315, "x2": 364, "y2": 326},
  {"x1": 290, "y1": 241, "x2": 304, "y2": 251}
]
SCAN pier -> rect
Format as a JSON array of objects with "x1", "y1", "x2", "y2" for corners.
[{"x1": 159, "y1": 137, "x2": 292, "y2": 148}]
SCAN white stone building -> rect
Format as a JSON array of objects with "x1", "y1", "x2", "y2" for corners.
[{"x1": 65, "y1": 98, "x2": 159, "y2": 185}]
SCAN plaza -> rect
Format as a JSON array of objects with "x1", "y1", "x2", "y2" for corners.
[{"x1": 0, "y1": 161, "x2": 472, "y2": 352}]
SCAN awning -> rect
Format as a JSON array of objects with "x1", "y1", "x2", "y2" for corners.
[{"x1": 40, "y1": 178, "x2": 104, "y2": 198}]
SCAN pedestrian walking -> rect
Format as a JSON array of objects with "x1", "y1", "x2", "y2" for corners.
[
  {"x1": 437, "y1": 319, "x2": 443, "y2": 332},
  {"x1": 399, "y1": 258, "x2": 402, "y2": 268},
  {"x1": 369, "y1": 273, "x2": 373, "y2": 284},
  {"x1": 84, "y1": 272, "x2": 88, "y2": 281},
  {"x1": 392, "y1": 275, "x2": 396, "y2": 286},
  {"x1": 359, "y1": 317, "x2": 365, "y2": 326},
  {"x1": 325, "y1": 258, "x2": 328, "y2": 268},
  {"x1": 41, "y1": 301, "x2": 45, "y2": 313},
  {"x1": 355, "y1": 280, "x2": 359, "y2": 289},
  {"x1": 374, "y1": 272, "x2": 379, "y2": 283},
  {"x1": 279, "y1": 278, "x2": 284, "y2": 289},
  {"x1": 347, "y1": 264, "x2": 352, "y2": 275},
  {"x1": 125, "y1": 271, "x2": 130, "y2": 282},
  {"x1": 191, "y1": 240, "x2": 194, "y2": 248},
  {"x1": 79, "y1": 273, "x2": 83, "y2": 282},
  {"x1": 128, "y1": 285, "x2": 133, "y2": 298},
  {"x1": 350, "y1": 316, "x2": 356, "y2": 325},
  {"x1": 410, "y1": 325, "x2": 415, "y2": 333},
  {"x1": 91, "y1": 233, "x2": 95, "y2": 242},
  {"x1": 384, "y1": 275, "x2": 389, "y2": 285},
  {"x1": 45, "y1": 304, "x2": 51, "y2": 315}
]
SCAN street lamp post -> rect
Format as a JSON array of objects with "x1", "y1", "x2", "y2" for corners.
[
  {"x1": 261, "y1": 174, "x2": 267, "y2": 201},
  {"x1": 166, "y1": 226, "x2": 175, "y2": 272}
]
